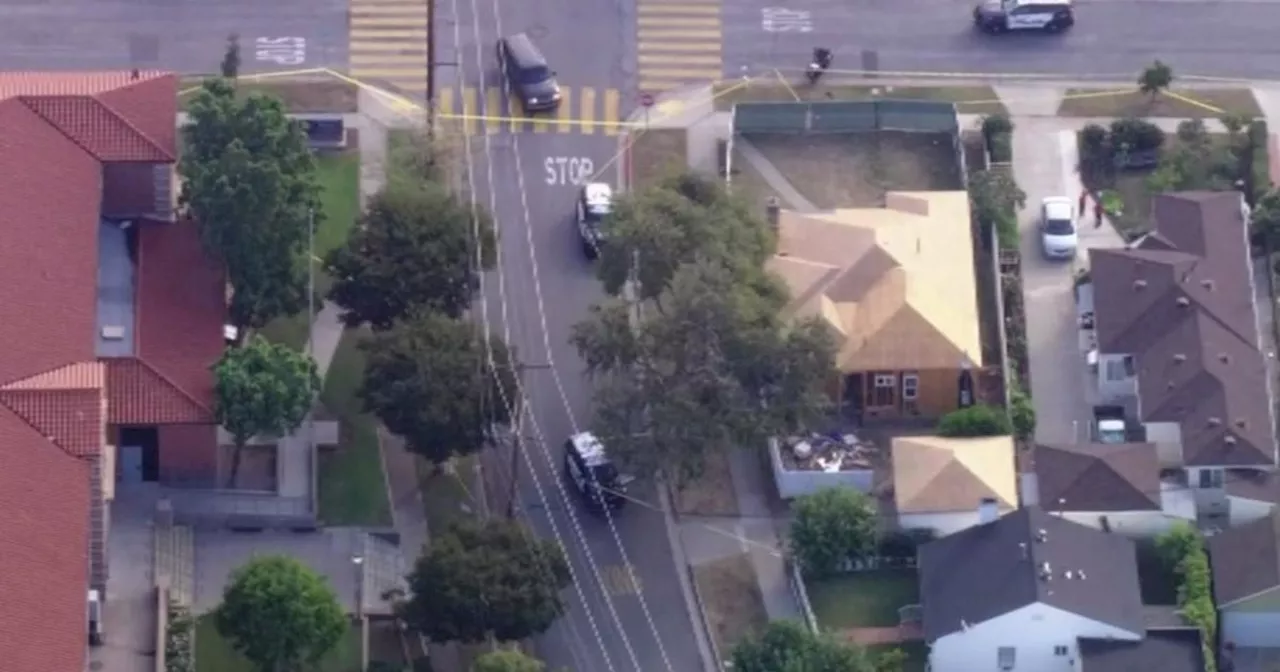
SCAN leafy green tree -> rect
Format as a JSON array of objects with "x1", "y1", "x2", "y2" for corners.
[
  {"x1": 730, "y1": 621, "x2": 874, "y2": 672},
  {"x1": 872, "y1": 647, "x2": 908, "y2": 672},
  {"x1": 180, "y1": 77, "x2": 321, "y2": 329},
  {"x1": 596, "y1": 171, "x2": 775, "y2": 299},
  {"x1": 213, "y1": 336, "x2": 319, "y2": 487},
  {"x1": 472, "y1": 649, "x2": 545, "y2": 672},
  {"x1": 399, "y1": 519, "x2": 571, "y2": 643},
  {"x1": 1252, "y1": 188, "x2": 1280, "y2": 247},
  {"x1": 1009, "y1": 388, "x2": 1036, "y2": 440},
  {"x1": 360, "y1": 312, "x2": 518, "y2": 467},
  {"x1": 968, "y1": 169, "x2": 1026, "y2": 250},
  {"x1": 216, "y1": 555, "x2": 347, "y2": 672},
  {"x1": 326, "y1": 181, "x2": 495, "y2": 329},
  {"x1": 1156, "y1": 521, "x2": 1203, "y2": 571},
  {"x1": 1139, "y1": 60, "x2": 1173, "y2": 100},
  {"x1": 790, "y1": 487, "x2": 878, "y2": 578},
  {"x1": 221, "y1": 34, "x2": 241, "y2": 79},
  {"x1": 937, "y1": 404, "x2": 1011, "y2": 437},
  {"x1": 572, "y1": 259, "x2": 835, "y2": 482}
]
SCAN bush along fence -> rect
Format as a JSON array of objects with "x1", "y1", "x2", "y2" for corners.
[
  {"x1": 982, "y1": 114, "x2": 1013, "y2": 166},
  {"x1": 164, "y1": 600, "x2": 195, "y2": 672},
  {"x1": 1157, "y1": 525, "x2": 1216, "y2": 672}
]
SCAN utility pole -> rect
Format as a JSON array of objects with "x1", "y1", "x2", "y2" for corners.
[
  {"x1": 426, "y1": 0, "x2": 436, "y2": 108},
  {"x1": 503, "y1": 363, "x2": 552, "y2": 518}
]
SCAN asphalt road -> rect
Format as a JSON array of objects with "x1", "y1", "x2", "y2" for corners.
[
  {"x1": 722, "y1": 0, "x2": 1280, "y2": 81},
  {"x1": 0, "y1": 0, "x2": 347, "y2": 73},
  {"x1": 442, "y1": 0, "x2": 706, "y2": 668}
]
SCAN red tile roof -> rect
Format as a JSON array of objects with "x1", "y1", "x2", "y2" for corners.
[
  {"x1": 0, "y1": 404, "x2": 90, "y2": 672},
  {"x1": 0, "y1": 71, "x2": 211, "y2": 672}
]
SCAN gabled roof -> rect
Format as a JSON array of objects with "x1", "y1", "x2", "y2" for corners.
[
  {"x1": 919, "y1": 507, "x2": 1144, "y2": 641},
  {"x1": 1034, "y1": 443, "x2": 1162, "y2": 512},
  {"x1": 891, "y1": 435, "x2": 1017, "y2": 513},
  {"x1": 1088, "y1": 192, "x2": 1274, "y2": 467},
  {"x1": 1207, "y1": 511, "x2": 1280, "y2": 606},
  {"x1": 768, "y1": 191, "x2": 981, "y2": 372}
]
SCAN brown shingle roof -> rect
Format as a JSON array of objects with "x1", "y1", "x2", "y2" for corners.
[
  {"x1": 1034, "y1": 444, "x2": 1162, "y2": 512},
  {"x1": 1208, "y1": 511, "x2": 1280, "y2": 606},
  {"x1": 920, "y1": 507, "x2": 1144, "y2": 641},
  {"x1": 1088, "y1": 192, "x2": 1273, "y2": 467},
  {"x1": 0, "y1": 405, "x2": 90, "y2": 672}
]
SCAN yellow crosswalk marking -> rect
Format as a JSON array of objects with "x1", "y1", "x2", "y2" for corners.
[
  {"x1": 637, "y1": 2, "x2": 719, "y2": 13},
  {"x1": 486, "y1": 87, "x2": 502, "y2": 136},
  {"x1": 532, "y1": 110, "x2": 549, "y2": 134},
  {"x1": 637, "y1": 16, "x2": 719, "y2": 27},
  {"x1": 557, "y1": 89, "x2": 574, "y2": 134},
  {"x1": 438, "y1": 87, "x2": 454, "y2": 116},
  {"x1": 637, "y1": 28, "x2": 721, "y2": 39},
  {"x1": 398, "y1": 81, "x2": 428, "y2": 92},
  {"x1": 639, "y1": 53, "x2": 721, "y2": 66},
  {"x1": 350, "y1": 42, "x2": 428, "y2": 53},
  {"x1": 351, "y1": 28, "x2": 428, "y2": 39},
  {"x1": 603, "y1": 89, "x2": 620, "y2": 137},
  {"x1": 638, "y1": 42, "x2": 720, "y2": 53},
  {"x1": 350, "y1": 4, "x2": 427, "y2": 14},
  {"x1": 462, "y1": 87, "x2": 478, "y2": 136},
  {"x1": 350, "y1": 53, "x2": 427, "y2": 65},
  {"x1": 580, "y1": 87, "x2": 597, "y2": 136},
  {"x1": 352, "y1": 15, "x2": 428, "y2": 27}
]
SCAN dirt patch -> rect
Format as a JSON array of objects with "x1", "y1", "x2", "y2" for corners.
[
  {"x1": 713, "y1": 83, "x2": 1006, "y2": 116},
  {"x1": 726, "y1": 145, "x2": 786, "y2": 211},
  {"x1": 179, "y1": 77, "x2": 359, "y2": 114},
  {"x1": 674, "y1": 449, "x2": 741, "y2": 516},
  {"x1": 628, "y1": 129, "x2": 687, "y2": 190},
  {"x1": 743, "y1": 130, "x2": 962, "y2": 209},
  {"x1": 1057, "y1": 88, "x2": 1260, "y2": 118},
  {"x1": 692, "y1": 554, "x2": 769, "y2": 657}
]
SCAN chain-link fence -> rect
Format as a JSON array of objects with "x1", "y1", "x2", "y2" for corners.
[{"x1": 731, "y1": 99, "x2": 959, "y2": 135}]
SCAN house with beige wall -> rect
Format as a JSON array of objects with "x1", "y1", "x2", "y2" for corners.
[
  {"x1": 890, "y1": 435, "x2": 1017, "y2": 537},
  {"x1": 768, "y1": 191, "x2": 982, "y2": 421}
]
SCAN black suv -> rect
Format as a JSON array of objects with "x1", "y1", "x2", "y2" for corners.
[{"x1": 496, "y1": 32, "x2": 562, "y2": 112}]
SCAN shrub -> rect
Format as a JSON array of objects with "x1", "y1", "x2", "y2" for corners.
[
  {"x1": 987, "y1": 132, "x2": 1013, "y2": 163},
  {"x1": 1155, "y1": 524, "x2": 1216, "y2": 672},
  {"x1": 1078, "y1": 124, "x2": 1111, "y2": 181},
  {"x1": 165, "y1": 603, "x2": 195, "y2": 672},
  {"x1": 982, "y1": 114, "x2": 1014, "y2": 139},
  {"x1": 937, "y1": 404, "x2": 1011, "y2": 437},
  {"x1": 1110, "y1": 117, "x2": 1165, "y2": 153},
  {"x1": 790, "y1": 487, "x2": 878, "y2": 578},
  {"x1": 1009, "y1": 387, "x2": 1036, "y2": 440}
]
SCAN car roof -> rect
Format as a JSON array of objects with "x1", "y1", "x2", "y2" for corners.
[
  {"x1": 1042, "y1": 197, "x2": 1074, "y2": 220},
  {"x1": 1014, "y1": 0, "x2": 1071, "y2": 6},
  {"x1": 584, "y1": 182, "x2": 612, "y2": 206},
  {"x1": 569, "y1": 432, "x2": 610, "y2": 466}
]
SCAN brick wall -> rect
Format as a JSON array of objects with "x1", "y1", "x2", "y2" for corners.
[{"x1": 158, "y1": 424, "x2": 217, "y2": 488}]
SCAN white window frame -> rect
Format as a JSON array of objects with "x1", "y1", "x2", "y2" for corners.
[
  {"x1": 998, "y1": 647, "x2": 1016, "y2": 670},
  {"x1": 902, "y1": 374, "x2": 919, "y2": 401},
  {"x1": 873, "y1": 374, "x2": 896, "y2": 388},
  {"x1": 1054, "y1": 645, "x2": 1069, "y2": 656},
  {"x1": 1198, "y1": 468, "x2": 1224, "y2": 489}
]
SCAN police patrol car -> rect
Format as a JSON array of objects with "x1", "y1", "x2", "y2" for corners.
[
  {"x1": 575, "y1": 182, "x2": 613, "y2": 259},
  {"x1": 973, "y1": 0, "x2": 1074, "y2": 33},
  {"x1": 563, "y1": 432, "x2": 632, "y2": 512}
]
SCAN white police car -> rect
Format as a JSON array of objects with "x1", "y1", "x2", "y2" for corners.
[
  {"x1": 973, "y1": 0, "x2": 1074, "y2": 33},
  {"x1": 575, "y1": 182, "x2": 613, "y2": 259},
  {"x1": 564, "y1": 432, "x2": 632, "y2": 512}
]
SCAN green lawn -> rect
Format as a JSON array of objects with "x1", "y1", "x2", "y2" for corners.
[
  {"x1": 867, "y1": 642, "x2": 928, "y2": 672},
  {"x1": 195, "y1": 615, "x2": 363, "y2": 672},
  {"x1": 806, "y1": 569, "x2": 921, "y2": 629},
  {"x1": 418, "y1": 455, "x2": 480, "y2": 534},
  {"x1": 316, "y1": 328, "x2": 393, "y2": 527}
]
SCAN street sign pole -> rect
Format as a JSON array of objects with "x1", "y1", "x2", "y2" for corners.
[{"x1": 639, "y1": 92, "x2": 654, "y2": 131}]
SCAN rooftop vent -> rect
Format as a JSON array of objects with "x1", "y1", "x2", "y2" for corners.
[
  {"x1": 1078, "y1": 570, "x2": 1087, "y2": 580},
  {"x1": 101, "y1": 326, "x2": 126, "y2": 341},
  {"x1": 1039, "y1": 562, "x2": 1052, "y2": 581},
  {"x1": 1225, "y1": 435, "x2": 1238, "y2": 445},
  {"x1": 1208, "y1": 417, "x2": 1222, "y2": 427},
  {"x1": 1202, "y1": 279, "x2": 1215, "y2": 291},
  {"x1": 1235, "y1": 419, "x2": 1248, "y2": 429},
  {"x1": 1064, "y1": 570, "x2": 1074, "y2": 580},
  {"x1": 1173, "y1": 354, "x2": 1187, "y2": 363},
  {"x1": 1035, "y1": 529, "x2": 1048, "y2": 543},
  {"x1": 1019, "y1": 542, "x2": 1029, "y2": 560},
  {"x1": 1176, "y1": 296, "x2": 1191, "y2": 307},
  {"x1": 1219, "y1": 353, "x2": 1231, "y2": 364},
  {"x1": 1133, "y1": 279, "x2": 1148, "y2": 290}
]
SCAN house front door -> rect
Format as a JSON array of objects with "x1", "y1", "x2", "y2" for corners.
[{"x1": 120, "y1": 445, "x2": 144, "y2": 484}]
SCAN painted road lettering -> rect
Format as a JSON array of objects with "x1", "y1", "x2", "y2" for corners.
[
  {"x1": 545, "y1": 157, "x2": 594, "y2": 186},
  {"x1": 761, "y1": 7, "x2": 814, "y2": 32},
  {"x1": 255, "y1": 37, "x2": 307, "y2": 65}
]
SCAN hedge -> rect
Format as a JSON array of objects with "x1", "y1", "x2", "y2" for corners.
[{"x1": 1156, "y1": 524, "x2": 1216, "y2": 672}]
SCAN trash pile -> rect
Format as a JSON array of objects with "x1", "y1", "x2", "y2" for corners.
[{"x1": 779, "y1": 431, "x2": 876, "y2": 472}]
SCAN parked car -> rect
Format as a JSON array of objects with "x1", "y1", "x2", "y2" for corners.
[
  {"x1": 575, "y1": 182, "x2": 613, "y2": 258},
  {"x1": 973, "y1": 0, "x2": 1074, "y2": 33},
  {"x1": 1040, "y1": 196, "x2": 1078, "y2": 260}
]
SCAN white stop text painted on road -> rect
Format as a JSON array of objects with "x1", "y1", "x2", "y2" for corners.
[
  {"x1": 761, "y1": 8, "x2": 814, "y2": 33},
  {"x1": 255, "y1": 37, "x2": 307, "y2": 66},
  {"x1": 545, "y1": 157, "x2": 594, "y2": 186}
]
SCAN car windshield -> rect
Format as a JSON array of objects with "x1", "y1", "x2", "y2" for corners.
[
  {"x1": 585, "y1": 204, "x2": 610, "y2": 220},
  {"x1": 520, "y1": 66, "x2": 551, "y2": 85},
  {"x1": 590, "y1": 464, "x2": 620, "y2": 489},
  {"x1": 1045, "y1": 218, "x2": 1074, "y2": 236}
]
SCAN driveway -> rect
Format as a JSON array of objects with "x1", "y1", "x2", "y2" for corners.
[
  {"x1": 91, "y1": 491, "x2": 159, "y2": 672},
  {"x1": 1010, "y1": 116, "x2": 1122, "y2": 445}
]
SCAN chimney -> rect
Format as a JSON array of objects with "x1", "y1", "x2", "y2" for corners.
[
  {"x1": 1219, "y1": 353, "x2": 1230, "y2": 364},
  {"x1": 1176, "y1": 296, "x2": 1191, "y2": 307},
  {"x1": 1225, "y1": 435, "x2": 1238, "y2": 445},
  {"x1": 765, "y1": 197, "x2": 781, "y2": 234},
  {"x1": 1133, "y1": 279, "x2": 1147, "y2": 290},
  {"x1": 1208, "y1": 417, "x2": 1222, "y2": 427},
  {"x1": 978, "y1": 497, "x2": 999, "y2": 525},
  {"x1": 1173, "y1": 354, "x2": 1187, "y2": 363},
  {"x1": 1202, "y1": 279, "x2": 1215, "y2": 291},
  {"x1": 1035, "y1": 528, "x2": 1048, "y2": 543}
]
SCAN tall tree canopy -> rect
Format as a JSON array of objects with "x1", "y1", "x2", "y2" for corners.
[
  {"x1": 216, "y1": 555, "x2": 347, "y2": 672},
  {"x1": 360, "y1": 312, "x2": 518, "y2": 466},
  {"x1": 596, "y1": 171, "x2": 775, "y2": 299},
  {"x1": 730, "y1": 621, "x2": 883, "y2": 672},
  {"x1": 326, "y1": 180, "x2": 495, "y2": 329},
  {"x1": 180, "y1": 77, "x2": 321, "y2": 329},
  {"x1": 572, "y1": 259, "x2": 835, "y2": 482},
  {"x1": 213, "y1": 336, "x2": 319, "y2": 486},
  {"x1": 399, "y1": 519, "x2": 571, "y2": 643}
]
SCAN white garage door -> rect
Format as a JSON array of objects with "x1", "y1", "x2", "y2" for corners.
[{"x1": 1223, "y1": 612, "x2": 1280, "y2": 647}]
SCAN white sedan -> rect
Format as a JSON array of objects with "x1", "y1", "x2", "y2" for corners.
[{"x1": 1040, "y1": 196, "x2": 1078, "y2": 261}]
